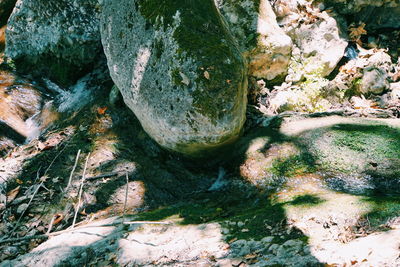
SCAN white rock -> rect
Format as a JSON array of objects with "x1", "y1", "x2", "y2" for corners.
[{"x1": 287, "y1": 11, "x2": 347, "y2": 78}]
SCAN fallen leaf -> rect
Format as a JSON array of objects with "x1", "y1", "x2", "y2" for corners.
[
  {"x1": 97, "y1": 107, "x2": 108, "y2": 115},
  {"x1": 16, "y1": 178, "x2": 23, "y2": 184},
  {"x1": 7, "y1": 186, "x2": 20, "y2": 203},
  {"x1": 53, "y1": 213, "x2": 64, "y2": 225},
  {"x1": 204, "y1": 71, "x2": 210, "y2": 80},
  {"x1": 349, "y1": 23, "x2": 367, "y2": 42}
]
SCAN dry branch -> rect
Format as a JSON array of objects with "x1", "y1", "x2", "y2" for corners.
[
  {"x1": 66, "y1": 149, "x2": 81, "y2": 188},
  {"x1": 72, "y1": 153, "x2": 90, "y2": 228}
]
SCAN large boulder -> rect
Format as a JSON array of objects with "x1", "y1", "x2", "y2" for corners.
[
  {"x1": 217, "y1": 0, "x2": 292, "y2": 81},
  {"x1": 101, "y1": 0, "x2": 247, "y2": 157},
  {"x1": 5, "y1": 0, "x2": 102, "y2": 86},
  {"x1": 0, "y1": 0, "x2": 16, "y2": 26}
]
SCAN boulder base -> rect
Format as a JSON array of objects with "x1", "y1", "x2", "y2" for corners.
[{"x1": 101, "y1": 0, "x2": 247, "y2": 157}]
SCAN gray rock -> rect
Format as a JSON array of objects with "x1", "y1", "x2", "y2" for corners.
[
  {"x1": 6, "y1": 0, "x2": 102, "y2": 86},
  {"x1": 286, "y1": 11, "x2": 347, "y2": 79},
  {"x1": 100, "y1": 0, "x2": 247, "y2": 157},
  {"x1": 359, "y1": 68, "x2": 389, "y2": 95},
  {"x1": 329, "y1": 48, "x2": 393, "y2": 96},
  {"x1": 217, "y1": 0, "x2": 292, "y2": 81},
  {"x1": 0, "y1": 0, "x2": 16, "y2": 26}
]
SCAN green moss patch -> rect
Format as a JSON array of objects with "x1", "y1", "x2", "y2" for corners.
[{"x1": 138, "y1": 0, "x2": 246, "y2": 121}]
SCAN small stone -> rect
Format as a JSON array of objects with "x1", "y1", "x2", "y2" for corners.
[{"x1": 359, "y1": 68, "x2": 389, "y2": 95}]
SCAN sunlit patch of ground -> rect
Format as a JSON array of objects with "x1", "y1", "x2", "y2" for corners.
[
  {"x1": 236, "y1": 115, "x2": 400, "y2": 265},
  {"x1": 2, "y1": 102, "x2": 400, "y2": 266}
]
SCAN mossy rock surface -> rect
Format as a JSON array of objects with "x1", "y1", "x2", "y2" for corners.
[
  {"x1": 238, "y1": 116, "x2": 400, "y2": 195},
  {"x1": 101, "y1": 0, "x2": 247, "y2": 157}
]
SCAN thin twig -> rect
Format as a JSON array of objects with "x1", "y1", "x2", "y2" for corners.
[
  {"x1": 85, "y1": 172, "x2": 119, "y2": 181},
  {"x1": 72, "y1": 153, "x2": 90, "y2": 228},
  {"x1": 66, "y1": 149, "x2": 81, "y2": 189},
  {"x1": 122, "y1": 221, "x2": 172, "y2": 225},
  {"x1": 123, "y1": 172, "x2": 129, "y2": 221},
  {"x1": 46, "y1": 215, "x2": 56, "y2": 235},
  {"x1": 0, "y1": 220, "x2": 173, "y2": 244}
]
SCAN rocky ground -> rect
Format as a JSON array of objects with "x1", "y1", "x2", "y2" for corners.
[
  {"x1": 0, "y1": 68, "x2": 399, "y2": 265},
  {"x1": 0, "y1": 0, "x2": 400, "y2": 266}
]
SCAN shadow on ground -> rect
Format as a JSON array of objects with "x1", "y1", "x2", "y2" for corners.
[{"x1": 3, "y1": 88, "x2": 400, "y2": 265}]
